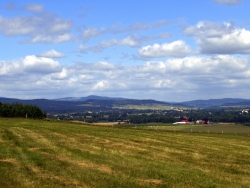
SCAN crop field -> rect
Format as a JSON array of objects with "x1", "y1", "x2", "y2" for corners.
[
  {"x1": 113, "y1": 104, "x2": 177, "y2": 110},
  {"x1": 139, "y1": 123, "x2": 250, "y2": 136},
  {"x1": 0, "y1": 118, "x2": 250, "y2": 187}
]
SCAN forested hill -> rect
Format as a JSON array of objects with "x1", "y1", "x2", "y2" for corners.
[
  {"x1": 0, "y1": 97, "x2": 173, "y2": 114},
  {"x1": 55, "y1": 95, "x2": 125, "y2": 101},
  {"x1": 180, "y1": 98, "x2": 250, "y2": 108},
  {"x1": 0, "y1": 102, "x2": 45, "y2": 119},
  {"x1": 1, "y1": 96, "x2": 250, "y2": 114}
]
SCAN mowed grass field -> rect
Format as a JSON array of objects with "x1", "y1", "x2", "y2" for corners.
[
  {"x1": 140, "y1": 123, "x2": 250, "y2": 136},
  {"x1": 0, "y1": 118, "x2": 250, "y2": 187},
  {"x1": 113, "y1": 104, "x2": 179, "y2": 110}
]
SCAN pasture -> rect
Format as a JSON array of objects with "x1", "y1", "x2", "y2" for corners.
[
  {"x1": 0, "y1": 118, "x2": 250, "y2": 187},
  {"x1": 113, "y1": 104, "x2": 177, "y2": 110},
  {"x1": 139, "y1": 123, "x2": 250, "y2": 136}
]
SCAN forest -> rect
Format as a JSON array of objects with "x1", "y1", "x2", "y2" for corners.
[
  {"x1": 0, "y1": 102, "x2": 46, "y2": 119},
  {"x1": 54, "y1": 108, "x2": 250, "y2": 125}
]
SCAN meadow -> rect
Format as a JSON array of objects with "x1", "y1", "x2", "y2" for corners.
[
  {"x1": 112, "y1": 104, "x2": 177, "y2": 110},
  {"x1": 137, "y1": 123, "x2": 250, "y2": 136},
  {"x1": 0, "y1": 118, "x2": 250, "y2": 187}
]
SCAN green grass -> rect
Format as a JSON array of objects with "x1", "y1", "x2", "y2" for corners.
[
  {"x1": 0, "y1": 118, "x2": 250, "y2": 187},
  {"x1": 139, "y1": 123, "x2": 250, "y2": 136},
  {"x1": 113, "y1": 104, "x2": 180, "y2": 110}
]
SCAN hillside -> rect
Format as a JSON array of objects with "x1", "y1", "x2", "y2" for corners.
[
  {"x1": 1, "y1": 96, "x2": 250, "y2": 114},
  {"x1": 0, "y1": 118, "x2": 249, "y2": 187},
  {"x1": 0, "y1": 97, "x2": 177, "y2": 114},
  {"x1": 55, "y1": 95, "x2": 125, "y2": 101},
  {"x1": 180, "y1": 98, "x2": 250, "y2": 108}
]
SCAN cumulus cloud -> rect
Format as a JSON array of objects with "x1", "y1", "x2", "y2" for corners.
[
  {"x1": 138, "y1": 40, "x2": 192, "y2": 58},
  {"x1": 74, "y1": 56, "x2": 248, "y2": 87},
  {"x1": 183, "y1": 21, "x2": 250, "y2": 54},
  {"x1": 198, "y1": 29, "x2": 250, "y2": 54},
  {"x1": 64, "y1": 55, "x2": 250, "y2": 97},
  {"x1": 23, "y1": 55, "x2": 62, "y2": 74},
  {"x1": 1, "y1": 55, "x2": 250, "y2": 100},
  {"x1": 0, "y1": 55, "x2": 62, "y2": 76},
  {"x1": 213, "y1": 0, "x2": 242, "y2": 5},
  {"x1": 0, "y1": 12, "x2": 73, "y2": 43},
  {"x1": 51, "y1": 68, "x2": 68, "y2": 80},
  {"x1": 138, "y1": 55, "x2": 248, "y2": 76},
  {"x1": 39, "y1": 49, "x2": 66, "y2": 58}
]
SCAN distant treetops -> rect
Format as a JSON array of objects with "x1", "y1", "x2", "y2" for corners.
[{"x1": 0, "y1": 102, "x2": 46, "y2": 119}]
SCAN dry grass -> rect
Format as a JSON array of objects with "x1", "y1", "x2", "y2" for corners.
[{"x1": 0, "y1": 118, "x2": 250, "y2": 187}]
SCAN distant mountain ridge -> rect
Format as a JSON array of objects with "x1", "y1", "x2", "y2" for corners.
[
  {"x1": 55, "y1": 95, "x2": 125, "y2": 101},
  {"x1": 1, "y1": 96, "x2": 250, "y2": 113},
  {"x1": 180, "y1": 98, "x2": 250, "y2": 108},
  {"x1": 0, "y1": 96, "x2": 171, "y2": 113}
]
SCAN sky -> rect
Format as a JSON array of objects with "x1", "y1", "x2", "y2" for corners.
[{"x1": 1, "y1": 0, "x2": 250, "y2": 102}]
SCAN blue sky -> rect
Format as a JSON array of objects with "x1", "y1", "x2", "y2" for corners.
[{"x1": 1, "y1": 0, "x2": 250, "y2": 102}]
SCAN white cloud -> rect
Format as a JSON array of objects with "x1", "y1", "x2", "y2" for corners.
[
  {"x1": 82, "y1": 28, "x2": 103, "y2": 39},
  {"x1": 92, "y1": 80, "x2": 127, "y2": 91},
  {"x1": 81, "y1": 20, "x2": 170, "y2": 41},
  {"x1": 138, "y1": 40, "x2": 192, "y2": 58},
  {"x1": 65, "y1": 55, "x2": 250, "y2": 93},
  {"x1": 81, "y1": 23, "x2": 149, "y2": 41},
  {"x1": 51, "y1": 68, "x2": 68, "y2": 80},
  {"x1": 23, "y1": 55, "x2": 62, "y2": 74},
  {"x1": 0, "y1": 13, "x2": 73, "y2": 43},
  {"x1": 39, "y1": 49, "x2": 66, "y2": 58},
  {"x1": 213, "y1": 0, "x2": 242, "y2": 5},
  {"x1": 80, "y1": 33, "x2": 172, "y2": 53},
  {"x1": 80, "y1": 36, "x2": 140, "y2": 53},
  {"x1": 21, "y1": 33, "x2": 72, "y2": 44},
  {"x1": 0, "y1": 56, "x2": 59, "y2": 75},
  {"x1": 101, "y1": 36, "x2": 140, "y2": 47},
  {"x1": 183, "y1": 21, "x2": 250, "y2": 54},
  {"x1": 1, "y1": 55, "x2": 250, "y2": 100},
  {"x1": 183, "y1": 21, "x2": 234, "y2": 38},
  {"x1": 138, "y1": 55, "x2": 248, "y2": 75},
  {"x1": 0, "y1": 60, "x2": 21, "y2": 76},
  {"x1": 198, "y1": 29, "x2": 250, "y2": 54}
]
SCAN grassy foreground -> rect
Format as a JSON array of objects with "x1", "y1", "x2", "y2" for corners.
[{"x1": 0, "y1": 118, "x2": 250, "y2": 187}]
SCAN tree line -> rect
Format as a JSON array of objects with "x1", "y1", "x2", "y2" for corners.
[
  {"x1": 0, "y1": 102, "x2": 46, "y2": 119},
  {"x1": 54, "y1": 109, "x2": 250, "y2": 125}
]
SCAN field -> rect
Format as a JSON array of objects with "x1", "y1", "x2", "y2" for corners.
[
  {"x1": 0, "y1": 118, "x2": 250, "y2": 187},
  {"x1": 112, "y1": 104, "x2": 183, "y2": 110},
  {"x1": 138, "y1": 123, "x2": 250, "y2": 136}
]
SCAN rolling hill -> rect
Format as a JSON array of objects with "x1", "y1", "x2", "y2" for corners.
[
  {"x1": 1, "y1": 96, "x2": 250, "y2": 114},
  {"x1": 179, "y1": 98, "x2": 250, "y2": 108},
  {"x1": 0, "y1": 96, "x2": 174, "y2": 114}
]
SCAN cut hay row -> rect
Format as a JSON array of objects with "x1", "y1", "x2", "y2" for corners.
[{"x1": 0, "y1": 118, "x2": 249, "y2": 187}]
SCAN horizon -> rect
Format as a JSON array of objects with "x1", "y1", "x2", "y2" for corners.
[
  {"x1": 1, "y1": 0, "x2": 250, "y2": 102},
  {"x1": 1, "y1": 95, "x2": 250, "y2": 103}
]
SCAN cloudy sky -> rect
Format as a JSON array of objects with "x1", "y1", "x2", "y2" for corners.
[{"x1": 1, "y1": 0, "x2": 250, "y2": 102}]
